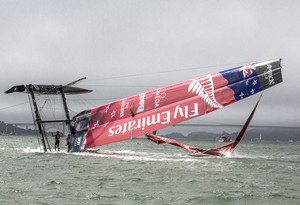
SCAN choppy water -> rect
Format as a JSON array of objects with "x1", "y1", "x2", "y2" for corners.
[{"x1": 0, "y1": 136, "x2": 299, "y2": 205}]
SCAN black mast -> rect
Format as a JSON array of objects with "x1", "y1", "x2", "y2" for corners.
[
  {"x1": 60, "y1": 85, "x2": 72, "y2": 134},
  {"x1": 28, "y1": 84, "x2": 51, "y2": 152}
]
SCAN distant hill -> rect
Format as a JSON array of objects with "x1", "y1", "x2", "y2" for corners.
[
  {"x1": 1, "y1": 120, "x2": 299, "y2": 141},
  {"x1": 164, "y1": 127, "x2": 300, "y2": 142},
  {"x1": 0, "y1": 121, "x2": 36, "y2": 136},
  {"x1": 242, "y1": 128, "x2": 300, "y2": 141}
]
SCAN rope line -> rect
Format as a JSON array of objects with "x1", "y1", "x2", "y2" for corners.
[
  {"x1": 83, "y1": 61, "x2": 254, "y2": 82},
  {"x1": 0, "y1": 101, "x2": 29, "y2": 111}
]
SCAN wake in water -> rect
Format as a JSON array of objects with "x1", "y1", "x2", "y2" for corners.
[
  {"x1": 73, "y1": 149, "x2": 203, "y2": 162},
  {"x1": 3, "y1": 146, "x2": 195, "y2": 162},
  {"x1": 4, "y1": 145, "x2": 294, "y2": 163},
  {"x1": 71, "y1": 148, "x2": 255, "y2": 162},
  {"x1": 1, "y1": 145, "x2": 251, "y2": 162}
]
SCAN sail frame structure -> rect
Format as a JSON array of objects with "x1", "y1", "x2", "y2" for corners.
[
  {"x1": 5, "y1": 78, "x2": 92, "y2": 152},
  {"x1": 69, "y1": 59, "x2": 283, "y2": 152}
]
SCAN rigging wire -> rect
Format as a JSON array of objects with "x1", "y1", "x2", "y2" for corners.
[
  {"x1": 80, "y1": 84, "x2": 160, "y2": 88},
  {"x1": 83, "y1": 61, "x2": 254, "y2": 82},
  {"x1": 35, "y1": 95, "x2": 69, "y2": 138},
  {"x1": 75, "y1": 61, "x2": 255, "y2": 103},
  {"x1": 0, "y1": 101, "x2": 29, "y2": 111},
  {"x1": 78, "y1": 95, "x2": 97, "y2": 109}
]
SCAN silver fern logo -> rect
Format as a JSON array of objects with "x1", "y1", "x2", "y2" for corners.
[{"x1": 188, "y1": 75, "x2": 223, "y2": 108}]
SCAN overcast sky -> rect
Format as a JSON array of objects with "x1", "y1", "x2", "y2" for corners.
[{"x1": 0, "y1": 0, "x2": 299, "y2": 129}]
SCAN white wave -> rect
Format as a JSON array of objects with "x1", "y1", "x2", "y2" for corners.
[
  {"x1": 0, "y1": 147, "x2": 42, "y2": 152},
  {"x1": 21, "y1": 147, "x2": 43, "y2": 153},
  {"x1": 73, "y1": 149, "x2": 210, "y2": 162},
  {"x1": 8, "y1": 146, "x2": 286, "y2": 162},
  {"x1": 3, "y1": 146, "x2": 70, "y2": 154}
]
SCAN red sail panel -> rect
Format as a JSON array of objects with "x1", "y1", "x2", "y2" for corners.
[
  {"x1": 146, "y1": 94, "x2": 261, "y2": 157},
  {"x1": 83, "y1": 59, "x2": 282, "y2": 149},
  {"x1": 85, "y1": 73, "x2": 233, "y2": 149}
]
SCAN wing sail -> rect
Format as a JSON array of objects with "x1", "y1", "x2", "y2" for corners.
[{"x1": 70, "y1": 59, "x2": 282, "y2": 151}]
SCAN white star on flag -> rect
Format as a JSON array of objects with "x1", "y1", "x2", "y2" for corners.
[
  {"x1": 252, "y1": 79, "x2": 257, "y2": 86},
  {"x1": 111, "y1": 110, "x2": 116, "y2": 118},
  {"x1": 239, "y1": 92, "x2": 245, "y2": 99},
  {"x1": 105, "y1": 105, "x2": 110, "y2": 113},
  {"x1": 92, "y1": 120, "x2": 99, "y2": 130}
]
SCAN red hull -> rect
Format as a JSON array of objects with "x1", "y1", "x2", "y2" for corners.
[{"x1": 68, "y1": 59, "x2": 282, "y2": 152}]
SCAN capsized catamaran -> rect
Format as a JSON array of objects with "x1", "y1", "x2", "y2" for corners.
[
  {"x1": 5, "y1": 59, "x2": 283, "y2": 156},
  {"x1": 68, "y1": 58, "x2": 282, "y2": 156}
]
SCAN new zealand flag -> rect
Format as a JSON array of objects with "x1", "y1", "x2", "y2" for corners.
[{"x1": 220, "y1": 64, "x2": 262, "y2": 101}]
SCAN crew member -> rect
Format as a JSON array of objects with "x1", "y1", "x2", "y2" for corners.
[{"x1": 53, "y1": 131, "x2": 63, "y2": 151}]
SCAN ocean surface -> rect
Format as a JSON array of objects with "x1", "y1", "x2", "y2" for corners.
[{"x1": 0, "y1": 135, "x2": 299, "y2": 205}]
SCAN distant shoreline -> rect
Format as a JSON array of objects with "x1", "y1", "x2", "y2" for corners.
[{"x1": 1, "y1": 121, "x2": 299, "y2": 141}]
